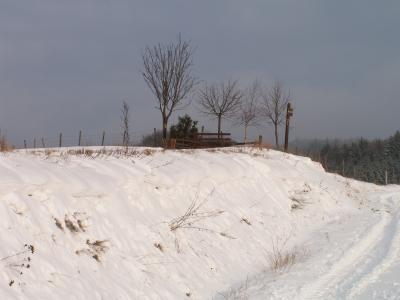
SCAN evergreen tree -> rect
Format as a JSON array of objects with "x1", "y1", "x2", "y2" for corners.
[{"x1": 170, "y1": 115, "x2": 199, "y2": 139}]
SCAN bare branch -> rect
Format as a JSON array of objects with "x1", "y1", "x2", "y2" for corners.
[
  {"x1": 141, "y1": 35, "x2": 197, "y2": 139},
  {"x1": 236, "y1": 80, "x2": 261, "y2": 143},
  {"x1": 260, "y1": 81, "x2": 290, "y2": 148},
  {"x1": 197, "y1": 80, "x2": 242, "y2": 133},
  {"x1": 121, "y1": 101, "x2": 130, "y2": 147}
]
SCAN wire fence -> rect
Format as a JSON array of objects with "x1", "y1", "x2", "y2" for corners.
[{"x1": 17, "y1": 129, "x2": 153, "y2": 149}]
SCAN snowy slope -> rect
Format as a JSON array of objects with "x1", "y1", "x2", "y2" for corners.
[{"x1": 0, "y1": 147, "x2": 399, "y2": 299}]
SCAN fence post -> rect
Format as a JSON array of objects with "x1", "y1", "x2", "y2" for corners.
[
  {"x1": 342, "y1": 159, "x2": 345, "y2": 176},
  {"x1": 59, "y1": 133, "x2": 62, "y2": 148},
  {"x1": 78, "y1": 130, "x2": 82, "y2": 146},
  {"x1": 41, "y1": 137, "x2": 45, "y2": 148},
  {"x1": 24, "y1": 140, "x2": 27, "y2": 149},
  {"x1": 101, "y1": 131, "x2": 105, "y2": 146},
  {"x1": 393, "y1": 168, "x2": 396, "y2": 184},
  {"x1": 385, "y1": 169, "x2": 388, "y2": 185},
  {"x1": 153, "y1": 128, "x2": 157, "y2": 147}
]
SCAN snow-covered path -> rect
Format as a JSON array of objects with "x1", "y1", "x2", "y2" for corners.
[
  {"x1": 302, "y1": 192, "x2": 400, "y2": 299},
  {"x1": 234, "y1": 189, "x2": 400, "y2": 300}
]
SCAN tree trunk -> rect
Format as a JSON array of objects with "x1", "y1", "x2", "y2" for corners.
[
  {"x1": 244, "y1": 125, "x2": 248, "y2": 144},
  {"x1": 162, "y1": 117, "x2": 168, "y2": 140},
  {"x1": 274, "y1": 124, "x2": 279, "y2": 149},
  {"x1": 217, "y1": 114, "x2": 222, "y2": 138}
]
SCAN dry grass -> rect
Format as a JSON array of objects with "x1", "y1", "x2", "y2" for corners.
[
  {"x1": 1, "y1": 244, "x2": 35, "y2": 287},
  {"x1": 290, "y1": 196, "x2": 309, "y2": 210},
  {"x1": 21, "y1": 144, "x2": 271, "y2": 160},
  {"x1": 63, "y1": 213, "x2": 89, "y2": 233},
  {"x1": 64, "y1": 216, "x2": 80, "y2": 233},
  {"x1": 240, "y1": 217, "x2": 251, "y2": 226},
  {"x1": 168, "y1": 188, "x2": 224, "y2": 231},
  {"x1": 0, "y1": 136, "x2": 13, "y2": 152},
  {"x1": 27, "y1": 147, "x2": 158, "y2": 159},
  {"x1": 267, "y1": 236, "x2": 308, "y2": 272},
  {"x1": 76, "y1": 239, "x2": 110, "y2": 262},
  {"x1": 53, "y1": 217, "x2": 64, "y2": 231},
  {"x1": 154, "y1": 242, "x2": 164, "y2": 252},
  {"x1": 268, "y1": 248, "x2": 298, "y2": 271},
  {"x1": 211, "y1": 145, "x2": 272, "y2": 158}
]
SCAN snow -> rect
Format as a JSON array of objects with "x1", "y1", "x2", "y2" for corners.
[{"x1": 0, "y1": 147, "x2": 399, "y2": 299}]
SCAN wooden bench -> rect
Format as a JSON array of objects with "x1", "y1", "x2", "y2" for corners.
[{"x1": 167, "y1": 132, "x2": 232, "y2": 149}]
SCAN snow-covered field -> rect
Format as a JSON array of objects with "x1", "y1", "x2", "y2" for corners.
[{"x1": 0, "y1": 147, "x2": 399, "y2": 299}]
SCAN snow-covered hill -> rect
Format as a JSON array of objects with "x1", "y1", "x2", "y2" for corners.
[{"x1": 0, "y1": 147, "x2": 399, "y2": 299}]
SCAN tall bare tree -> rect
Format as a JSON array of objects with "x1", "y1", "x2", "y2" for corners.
[
  {"x1": 260, "y1": 81, "x2": 290, "y2": 149},
  {"x1": 141, "y1": 36, "x2": 196, "y2": 141},
  {"x1": 198, "y1": 80, "x2": 242, "y2": 135},
  {"x1": 236, "y1": 80, "x2": 261, "y2": 143},
  {"x1": 121, "y1": 101, "x2": 130, "y2": 147}
]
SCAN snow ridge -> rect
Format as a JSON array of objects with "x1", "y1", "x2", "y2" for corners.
[{"x1": 0, "y1": 147, "x2": 399, "y2": 299}]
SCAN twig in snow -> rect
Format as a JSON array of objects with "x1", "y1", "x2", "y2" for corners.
[{"x1": 169, "y1": 188, "x2": 223, "y2": 231}]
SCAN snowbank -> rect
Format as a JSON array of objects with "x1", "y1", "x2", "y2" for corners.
[{"x1": 0, "y1": 147, "x2": 397, "y2": 299}]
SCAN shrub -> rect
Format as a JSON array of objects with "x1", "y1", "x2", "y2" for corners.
[{"x1": 170, "y1": 114, "x2": 198, "y2": 139}]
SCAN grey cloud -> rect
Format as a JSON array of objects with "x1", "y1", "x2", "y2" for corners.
[{"x1": 0, "y1": 0, "x2": 399, "y2": 146}]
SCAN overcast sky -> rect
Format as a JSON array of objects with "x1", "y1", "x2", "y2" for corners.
[{"x1": 1, "y1": 0, "x2": 399, "y2": 146}]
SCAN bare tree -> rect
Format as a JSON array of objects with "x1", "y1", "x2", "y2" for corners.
[
  {"x1": 121, "y1": 101, "x2": 130, "y2": 147},
  {"x1": 141, "y1": 35, "x2": 196, "y2": 141},
  {"x1": 236, "y1": 80, "x2": 261, "y2": 143},
  {"x1": 198, "y1": 80, "x2": 242, "y2": 135},
  {"x1": 260, "y1": 81, "x2": 290, "y2": 149}
]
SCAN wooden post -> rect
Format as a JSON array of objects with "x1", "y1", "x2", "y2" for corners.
[
  {"x1": 153, "y1": 128, "x2": 157, "y2": 147},
  {"x1": 24, "y1": 140, "x2": 27, "y2": 149},
  {"x1": 78, "y1": 130, "x2": 82, "y2": 146},
  {"x1": 284, "y1": 103, "x2": 293, "y2": 152},
  {"x1": 385, "y1": 169, "x2": 388, "y2": 185},
  {"x1": 393, "y1": 168, "x2": 395, "y2": 184},
  {"x1": 342, "y1": 159, "x2": 345, "y2": 176},
  {"x1": 101, "y1": 131, "x2": 105, "y2": 146},
  {"x1": 258, "y1": 135, "x2": 262, "y2": 149},
  {"x1": 33, "y1": 138, "x2": 36, "y2": 149},
  {"x1": 170, "y1": 138, "x2": 176, "y2": 149},
  {"x1": 41, "y1": 137, "x2": 45, "y2": 148},
  {"x1": 59, "y1": 133, "x2": 62, "y2": 148}
]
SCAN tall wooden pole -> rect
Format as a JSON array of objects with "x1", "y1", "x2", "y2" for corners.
[
  {"x1": 284, "y1": 103, "x2": 293, "y2": 152},
  {"x1": 78, "y1": 130, "x2": 82, "y2": 146},
  {"x1": 153, "y1": 128, "x2": 157, "y2": 147},
  {"x1": 101, "y1": 131, "x2": 105, "y2": 146}
]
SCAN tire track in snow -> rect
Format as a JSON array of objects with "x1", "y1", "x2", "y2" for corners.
[
  {"x1": 347, "y1": 195, "x2": 400, "y2": 299},
  {"x1": 300, "y1": 192, "x2": 400, "y2": 299}
]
